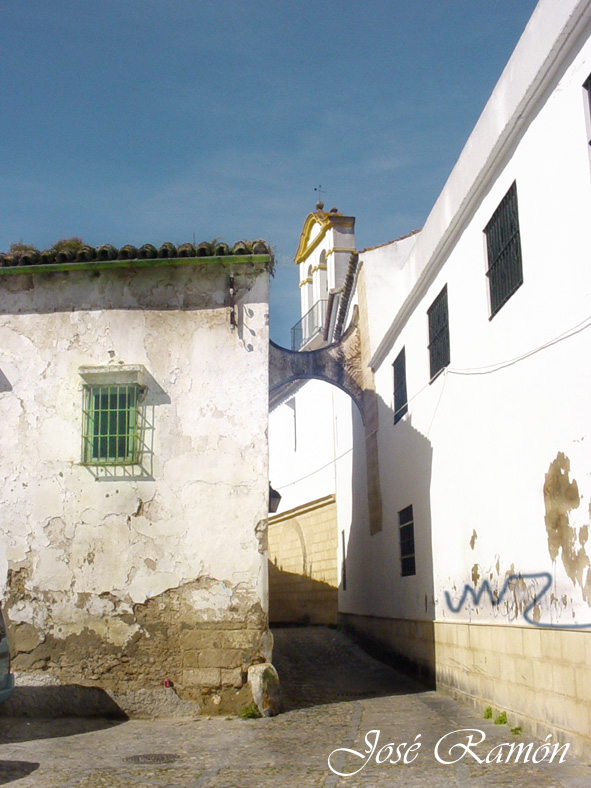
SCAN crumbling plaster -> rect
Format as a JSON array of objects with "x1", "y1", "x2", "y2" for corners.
[{"x1": 0, "y1": 262, "x2": 271, "y2": 709}]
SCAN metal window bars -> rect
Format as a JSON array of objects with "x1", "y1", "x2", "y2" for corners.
[
  {"x1": 82, "y1": 384, "x2": 140, "y2": 465},
  {"x1": 398, "y1": 504, "x2": 416, "y2": 577},
  {"x1": 291, "y1": 299, "x2": 328, "y2": 351}
]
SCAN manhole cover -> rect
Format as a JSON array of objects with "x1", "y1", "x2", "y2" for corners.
[{"x1": 124, "y1": 754, "x2": 179, "y2": 764}]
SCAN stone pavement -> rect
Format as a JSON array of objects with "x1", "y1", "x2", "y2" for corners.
[{"x1": 0, "y1": 626, "x2": 589, "y2": 787}]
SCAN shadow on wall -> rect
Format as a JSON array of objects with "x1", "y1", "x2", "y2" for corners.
[
  {"x1": 0, "y1": 369, "x2": 12, "y2": 393},
  {"x1": 340, "y1": 388, "x2": 436, "y2": 688},
  {"x1": 0, "y1": 684, "x2": 128, "y2": 725},
  {"x1": 268, "y1": 562, "x2": 337, "y2": 625}
]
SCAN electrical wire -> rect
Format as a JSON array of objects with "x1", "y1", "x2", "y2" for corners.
[
  {"x1": 447, "y1": 312, "x2": 591, "y2": 376},
  {"x1": 275, "y1": 446, "x2": 354, "y2": 490},
  {"x1": 274, "y1": 312, "x2": 591, "y2": 489},
  {"x1": 393, "y1": 311, "x2": 591, "y2": 419}
]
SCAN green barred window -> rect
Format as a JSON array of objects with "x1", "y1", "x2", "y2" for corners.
[{"x1": 82, "y1": 384, "x2": 140, "y2": 465}]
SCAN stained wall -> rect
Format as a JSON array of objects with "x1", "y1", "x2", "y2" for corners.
[{"x1": 0, "y1": 260, "x2": 271, "y2": 715}]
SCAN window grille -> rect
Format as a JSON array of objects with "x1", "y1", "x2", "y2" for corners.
[
  {"x1": 398, "y1": 505, "x2": 416, "y2": 577},
  {"x1": 82, "y1": 384, "x2": 140, "y2": 465},
  {"x1": 393, "y1": 347, "x2": 408, "y2": 424},
  {"x1": 484, "y1": 182, "x2": 523, "y2": 317},
  {"x1": 427, "y1": 285, "x2": 450, "y2": 380}
]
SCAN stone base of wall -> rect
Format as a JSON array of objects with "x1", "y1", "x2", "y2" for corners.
[
  {"x1": 4, "y1": 573, "x2": 272, "y2": 717},
  {"x1": 0, "y1": 676, "x2": 201, "y2": 719},
  {"x1": 340, "y1": 613, "x2": 591, "y2": 761},
  {"x1": 268, "y1": 496, "x2": 338, "y2": 625},
  {"x1": 339, "y1": 612, "x2": 436, "y2": 685},
  {"x1": 435, "y1": 621, "x2": 591, "y2": 762}
]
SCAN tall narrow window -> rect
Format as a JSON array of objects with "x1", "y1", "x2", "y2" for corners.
[
  {"x1": 316, "y1": 251, "x2": 328, "y2": 302},
  {"x1": 584, "y1": 74, "x2": 591, "y2": 145},
  {"x1": 427, "y1": 285, "x2": 450, "y2": 380},
  {"x1": 398, "y1": 505, "x2": 416, "y2": 577},
  {"x1": 341, "y1": 530, "x2": 347, "y2": 591},
  {"x1": 393, "y1": 347, "x2": 408, "y2": 424},
  {"x1": 82, "y1": 384, "x2": 140, "y2": 465},
  {"x1": 484, "y1": 181, "x2": 523, "y2": 317}
]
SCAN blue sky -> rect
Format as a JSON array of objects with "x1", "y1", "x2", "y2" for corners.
[{"x1": 1, "y1": 1, "x2": 538, "y2": 346}]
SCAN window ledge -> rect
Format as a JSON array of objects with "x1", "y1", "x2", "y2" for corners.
[{"x1": 78, "y1": 364, "x2": 147, "y2": 386}]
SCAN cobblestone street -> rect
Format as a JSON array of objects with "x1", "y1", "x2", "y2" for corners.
[{"x1": 0, "y1": 627, "x2": 589, "y2": 787}]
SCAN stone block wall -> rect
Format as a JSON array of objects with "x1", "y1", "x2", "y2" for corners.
[
  {"x1": 340, "y1": 612, "x2": 591, "y2": 760},
  {"x1": 268, "y1": 496, "x2": 338, "y2": 625},
  {"x1": 435, "y1": 622, "x2": 591, "y2": 761}
]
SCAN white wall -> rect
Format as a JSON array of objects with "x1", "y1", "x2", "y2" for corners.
[
  {"x1": 269, "y1": 380, "x2": 353, "y2": 514},
  {"x1": 353, "y1": 3, "x2": 591, "y2": 630},
  {"x1": 361, "y1": 232, "x2": 420, "y2": 359}
]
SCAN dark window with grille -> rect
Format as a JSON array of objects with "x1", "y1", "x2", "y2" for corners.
[
  {"x1": 341, "y1": 530, "x2": 347, "y2": 591},
  {"x1": 398, "y1": 505, "x2": 415, "y2": 577},
  {"x1": 427, "y1": 285, "x2": 450, "y2": 380},
  {"x1": 393, "y1": 347, "x2": 408, "y2": 424},
  {"x1": 584, "y1": 74, "x2": 591, "y2": 144},
  {"x1": 484, "y1": 182, "x2": 523, "y2": 318}
]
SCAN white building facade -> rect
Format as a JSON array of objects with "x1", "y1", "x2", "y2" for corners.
[{"x1": 271, "y1": 0, "x2": 591, "y2": 759}]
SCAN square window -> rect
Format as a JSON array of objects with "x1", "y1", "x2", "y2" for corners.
[
  {"x1": 82, "y1": 384, "x2": 140, "y2": 465},
  {"x1": 398, "y1": 504, "x2": 416, "y2": 577},
  {"x1": 484, "y1": 181, "x2": 523, "y2": 317},
  {"x1": 393, "y1": 347, "x2": 408, "y2": 424},
  {"x1": 427, "y1": 285, "x2": 450, "y2": 380}
]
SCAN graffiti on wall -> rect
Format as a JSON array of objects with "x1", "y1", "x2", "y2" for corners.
[{"x1": 444, "y1": 572, "x2": 591, "y2": 629}]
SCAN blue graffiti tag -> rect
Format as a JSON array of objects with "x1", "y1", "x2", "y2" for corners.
[{"x1": 444, "y1": 573, "x2": 591, "y2": 629}]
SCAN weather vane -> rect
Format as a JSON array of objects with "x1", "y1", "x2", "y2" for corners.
[{"x1": 314, "y1": 185, "x2": 325, "y2": 196}]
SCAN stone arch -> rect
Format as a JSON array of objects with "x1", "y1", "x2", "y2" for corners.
[
  {"x1": 269, "y1": 318, "x2": 365, "y2": 419},
  {"x1": 269, "y1": 310, "x2": 383, "y2": 535}
]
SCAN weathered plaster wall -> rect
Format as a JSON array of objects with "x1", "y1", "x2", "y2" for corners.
[{"x1": 0, "y1": 262, "x2": 271, "y2": 715}]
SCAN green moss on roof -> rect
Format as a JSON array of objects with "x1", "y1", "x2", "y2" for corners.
[{"x1": 0, "y1": 240, "x2": 272, "y2": 270}]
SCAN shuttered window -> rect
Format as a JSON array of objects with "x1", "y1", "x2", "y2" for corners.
[
  {"x1": 484, "y1": 182, "x2": 523, "y2": 318},
  {"x1": 393, "y1": 347, "x2": 408, "y2": 424},
  {"x1": 427, "y1": 285, "x2": 450, "y2": 380}
]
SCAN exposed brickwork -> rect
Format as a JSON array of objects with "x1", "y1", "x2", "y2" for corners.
[
  {"x1": 268, "y1": 497, "x2": 338, "y2": 625},
  {"x1": 5, "y1": 572, "x2": 270, "y2": 715}
]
